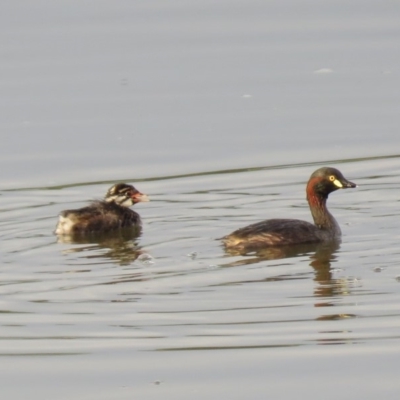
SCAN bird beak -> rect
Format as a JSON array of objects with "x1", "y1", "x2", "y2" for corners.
[
  {"x1": 132, "y1": 192, "x2": 150, "y2": 203},
  {"x1": 338, "y1": 178, "x2": 357, "y2": 189}
]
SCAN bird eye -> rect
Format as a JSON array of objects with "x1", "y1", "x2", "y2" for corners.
[{"x1": 329, "y1": 175, "x2": 335, "y2": 181}]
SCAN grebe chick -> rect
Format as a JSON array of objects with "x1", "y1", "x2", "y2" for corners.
[
  {"x1": 222, "y1": 167, "x2": 356, "y2": 251},
  {"x1": 55, "y1": 183, "x2": 149, "y2": 235}
]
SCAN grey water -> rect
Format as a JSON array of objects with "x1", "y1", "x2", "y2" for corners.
[{"x1": 1, "y1": 1, "x2": 400, "y2": 399}]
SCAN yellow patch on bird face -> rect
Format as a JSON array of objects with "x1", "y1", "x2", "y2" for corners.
[
  {"x1": 328, "y1": 175, "x2": 343, "y2": 188},
  {"x1": 333, "y1": 179, "x2": 343, "y2": 188}
]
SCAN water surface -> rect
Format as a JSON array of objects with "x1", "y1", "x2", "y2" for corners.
[
  {"x1": 1, "y1": 1, "x2": 400, "y2": 399},
  {"x1": 2, "y1": 155, "x2": 400, "y2": 399}
]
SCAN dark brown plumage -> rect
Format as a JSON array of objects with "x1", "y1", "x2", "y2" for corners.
[
  {"x1": 55, "y1": 183, "x2": 149, "y2": 235},
  {"x1": 222, "y1": 167, "x2": 356, "y2": 251}
]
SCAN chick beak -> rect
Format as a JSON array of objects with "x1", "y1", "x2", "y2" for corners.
[{"x1": 131, "y1": 192, "x2": 150, "y2": 203}]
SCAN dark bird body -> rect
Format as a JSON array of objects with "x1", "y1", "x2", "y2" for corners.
[
  {"x1": 55, "y1": 183, "x2": 149, "y2": 235},
  {"x1": 222, "y1": 167, "x2": 356, "y2": 252}
]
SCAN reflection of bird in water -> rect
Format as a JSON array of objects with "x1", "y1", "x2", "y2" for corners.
[
  {"x1": 55, "y1": 183, "x2": 149, "y2": 236},
  {"x1": 221, "y1": 167, "x2": 356, "y2": 252},
  {"x1": 223, "y1": 240, "x2": 339, "y2": 266},
  {"x1": 309, "y1": 241, "x2": 354, "y2": 303},
  {"x1": 224, "y1": 239, "x2": 355, "y2": 312},
  {"x1": 57, "y1": 229, "x2": 143, "y2": 266}
]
